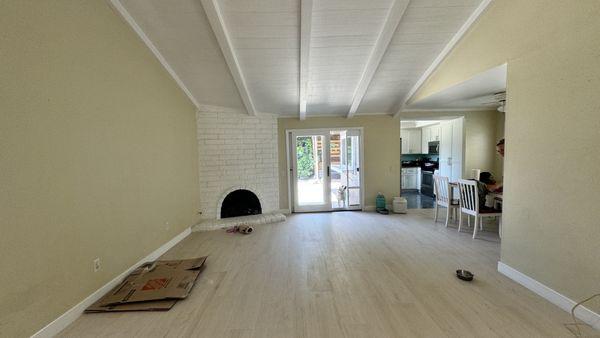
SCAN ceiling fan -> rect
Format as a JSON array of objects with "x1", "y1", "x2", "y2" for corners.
[{"x1": 478, "y1": 91, "x2": 506, "y2": 112}]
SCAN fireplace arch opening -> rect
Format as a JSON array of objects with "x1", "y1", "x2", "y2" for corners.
[{"x1": 220, "y1": 189, "x2": 262, "y2": 219}]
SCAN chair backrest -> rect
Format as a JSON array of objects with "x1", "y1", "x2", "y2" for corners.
[
  {"x1": 457, "y1": 179, "x2": 479, "y2": 215},
  {"x1": 433, "y1": 175, "x2": 451, "y2": 206}
]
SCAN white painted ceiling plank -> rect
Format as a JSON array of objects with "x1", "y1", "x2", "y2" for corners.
[
  {"x1": 201, "y1": 0, "x2": 257, "y2": 115},
  {"x1": 108, "y1": 0, "x2": 200, "y2": 109},
  {"x1": 299, "y1": 0, "x2": 313, "y2": 120},
  {"x1": 392, "y1": 0, "x2": 492, "y2": 117},
  {"x1": 346, "y1": 0, "x2": 411, "y2": 118}
]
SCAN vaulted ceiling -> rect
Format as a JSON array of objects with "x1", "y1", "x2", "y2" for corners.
[{"x1": 115, "y1": 0, "x2": 489, "y2": 118}]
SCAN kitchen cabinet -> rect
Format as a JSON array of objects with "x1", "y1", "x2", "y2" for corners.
[
  {"x1": 438, "y1": 119, "x2": 463, "y2": 182},
  {"x1": 420, "y1": 124, "x2": 441, "y2": 153},
  {"x1": 401, "y1": 167, "x2": 421, "y2": 190},
  {"x1": 401, "y1": 129, "x2": 422, "y2": 154},
  {"x1": 401, "y1": 135, "x2": 410, "y2": 154},
  {"x1": 421, "y1": 127, "x2": 431, "y2": 154},
  {"x1": 409, "y1": 129, "x2": 421, "y2": 154}
]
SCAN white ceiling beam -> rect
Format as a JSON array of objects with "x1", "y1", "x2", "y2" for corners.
[
  {"x1": 299, "y1": 0, "x2": 313, "y2": 120},
  {"x1": 393, "y1": 0, "x2": 493, "y2": 118},
  {"x1": 346, "y1": 0, "x2": 410, "y2": 118},
  {"x1": 108, "y1": 0, "x2": 200, "y2": 109},
  {"x1": 201, "y1": 0, "x2": 257, "y2": 116}
]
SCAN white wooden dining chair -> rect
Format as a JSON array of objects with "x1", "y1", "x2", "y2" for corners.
[
  {"x1": 457, "y1": 179, "x2": 502, "y2": 239},
  {"x1": 433, "y1": 175, "x2": 460, "y2": 227}
]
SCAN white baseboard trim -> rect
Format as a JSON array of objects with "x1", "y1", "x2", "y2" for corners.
[
  {"x1": 31, "y1": 227, "x2": 192, "y2": 338},
  {"x1": 497, "y1": 261, "x2": 600, "y2": 331},
  {"x1": 278, "y1": 208, "x2": 291, "y2": 215}
]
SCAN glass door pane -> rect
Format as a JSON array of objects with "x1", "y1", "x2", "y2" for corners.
[
  {"x1": 294, "y1": 134, "x2": 328, "y2": 211},
  {"x1": 346, "y1": 133, "x2": 361, "y2": 208},
  {"x1": 330, "y1": 131, "x2": 346, "y2": 209},
  {"x1": 330, "y1": 130, "x2": 361, "y2": 210}
]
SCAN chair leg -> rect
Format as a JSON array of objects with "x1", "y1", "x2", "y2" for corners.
[
  {"x1": 472, "y1": 216, "x2": 479, "y2": 239},
  {"x1": 434, "y1": 203, "x2": 438, "y2": 223},
  {"x1": 458, "y1": 210, "x2": 463, "y2": 232},
  {"x1": 445, "y1": 206, "x2": 451, "y2": 228},
  {"x1": 467, "y1": 215, "x2": 471, "y2": 228}
]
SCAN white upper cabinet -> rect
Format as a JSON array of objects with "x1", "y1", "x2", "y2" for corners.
[
  {"x1": 421, "y1": 127, "x2": 431, "y2": 154},
  {"x1": 409, "y1": 129, "x2": 421, "y2": 154},
  {"x1": 402, "y1": 129, "x2": 422, "y2": 154},
  {"x1": 420, "y1": 124, "x2": 441, "y2": 153},
  {"x1": 401, "y1": 135, "x2": 410, "y2": 154}
]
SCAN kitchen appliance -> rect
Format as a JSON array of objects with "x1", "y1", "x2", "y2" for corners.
[
  {"x1": 428, "y1": 141, "x2": 439, "y2": 155},
  {"x1": 420, "y1": 170, "x2": 435, "y2": 197}
]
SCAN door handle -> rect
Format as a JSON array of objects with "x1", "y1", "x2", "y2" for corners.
[{"x1": 327, "y1": 166, "x2": 330, "y2": 177}]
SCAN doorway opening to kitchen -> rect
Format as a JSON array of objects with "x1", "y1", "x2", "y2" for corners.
[
  {"x1": 400, "y1": 118, "x2": 464, "y2": 209},
  {"x1": 286, "y1": 128, "x2": 364, "y2": 213}
]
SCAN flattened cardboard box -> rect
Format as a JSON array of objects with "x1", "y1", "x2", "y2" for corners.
[
  {"x1": 85, "y1": 256, "x2": 207, "y2": 312},
  {"x1": 86, "y1": 299, "x2": 177, "y2": 312}
]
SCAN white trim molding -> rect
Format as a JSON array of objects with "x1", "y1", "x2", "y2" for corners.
[
  {"x1": 401, "y1": 107, "x2": 497, "y2": 113},
  {"x1": 31, "y1": 227, "x2": 192, "y2": 338},
  {"x1": 393, "y1": 0, "x2": 493, "y2": 117},
  {"x1": 107, "y1": 0, "x2": 200, "y2": 109},
  {"x1": 498, "y1": 261, "x2": 600, "y2": 331}
]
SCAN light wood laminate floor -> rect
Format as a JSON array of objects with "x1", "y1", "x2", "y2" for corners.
[{"x1": 60, "y1": 210, "x2": 597, "y2": 337}]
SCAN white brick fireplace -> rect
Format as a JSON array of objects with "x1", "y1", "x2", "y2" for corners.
[{"x1": 195, "y1": 109, "x2": 280, "y2": 223}]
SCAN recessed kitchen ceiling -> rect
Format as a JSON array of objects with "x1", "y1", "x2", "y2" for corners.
[
  {"x1": 404, "y1": 63, "x2": 507, "y2": 111},
  {"x1": 114, "y1": 0, "x2": 490, "y2": 118}
]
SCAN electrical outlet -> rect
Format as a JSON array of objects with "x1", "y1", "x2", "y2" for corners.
[
  {"x1": 165, "y1": 221, "x2": 170, "y2": 230},
  {"x1": 93, "y1": 258, "x2": 101, "y2": 272}
]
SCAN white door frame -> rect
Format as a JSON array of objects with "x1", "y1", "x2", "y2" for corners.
[{"x1": 286, "y1": 127, "x2": 365, "y2": 213}]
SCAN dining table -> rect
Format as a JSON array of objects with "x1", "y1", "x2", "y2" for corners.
[{"x1": 488, "y1": 192, "x2": 503, "y2": 210}]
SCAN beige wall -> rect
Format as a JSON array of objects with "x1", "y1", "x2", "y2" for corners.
[
  {"x1": 278, "y1": 116, "x2": 400, "y2": 210},
  {"x1": 0, "y1": 1, "x2": 200, "y2": 336},
  {"x1": 412, "y1": 1, "x2": 600, "y2": 311},
  {"x1": 400, "y1": 110, "x2": 504, "y2": 179}
]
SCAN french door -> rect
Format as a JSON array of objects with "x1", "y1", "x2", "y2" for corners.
[{"x1": 290, "y1": 128, "x2": 363, "y2": 212}]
